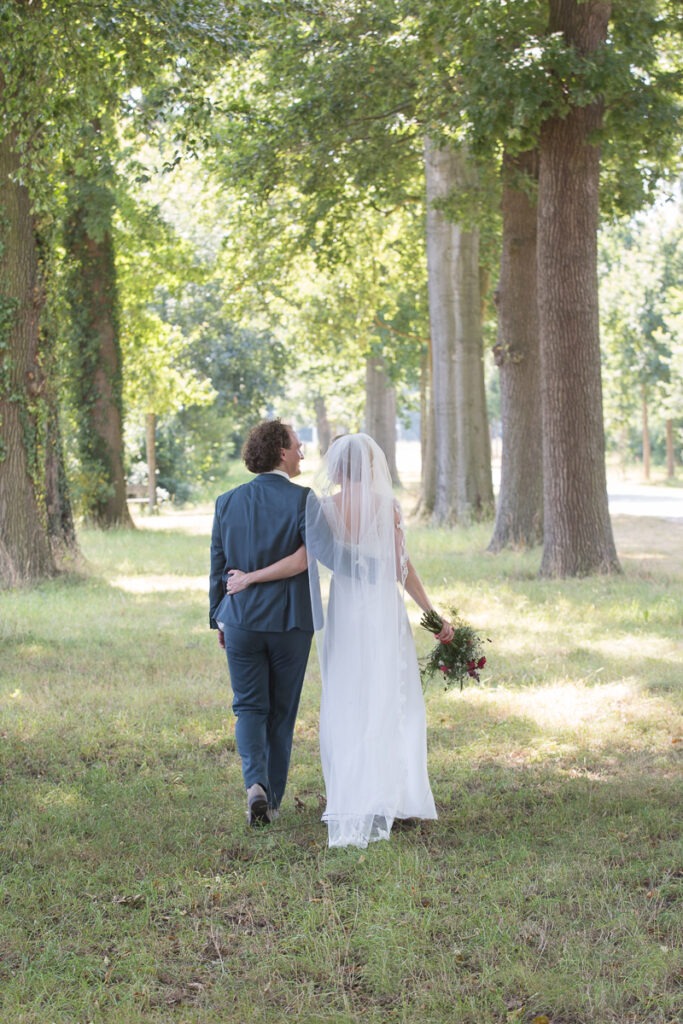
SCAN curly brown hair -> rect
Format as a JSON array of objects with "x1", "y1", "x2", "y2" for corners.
[{"x1": 242, "y1": 419, "x2": 293, "y2": 474}]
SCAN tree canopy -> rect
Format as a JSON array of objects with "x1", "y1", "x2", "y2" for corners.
[{"x1": 1, "y1": 0, "x2": 682, "y2": 584}]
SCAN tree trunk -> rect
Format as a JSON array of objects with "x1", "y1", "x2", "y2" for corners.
[
  {"x1": 488, "y1": 150, "x2": 544, "y2": 552},
  {"x1": 43, "y1": 326, "x2": 78, "y2": 566},
  {"x1": 424, "y1": 138, "x2": 493, "y2": 525},
  {"x1": 538, "y1": 0, "x2": 620, "y2": 577},
  {"x1": 38, "y1": 243, "x2": 79, "y2": 565},
  {"x1": 44, "y1": 403, "x2": 77, "y2": 561},
  {"x1": 641, "y1": 386, "x2": 651, "y2": 480},
  {"x1": 314, "y1": 394, "x2": 332, "y2": 455},
  {"x1": 65, "y1": 147, "x2": 133, "y2": 529},
  {"x1": 666, "y1": 418, "x2": 675, "y2": 480},
  {"x1": 418, "y1": 342, "x2": 436, "y2": 515},
  {"x1": 364, "y1": 352, "x2": 400, "y2": 485},
  {"x1": 145, "y1": 411, "x2": 157, "y2": 513},
  {"x1": 0, "y1": 124, "x2": 57, "y2": 586}
]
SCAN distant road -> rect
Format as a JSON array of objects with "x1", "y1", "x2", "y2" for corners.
[
  {"x1": 395, "y1": 443, "x2": 683, "y2": 521},
  {"x1": 607, "y1": 481, "x2": 683, "y2": 520}
]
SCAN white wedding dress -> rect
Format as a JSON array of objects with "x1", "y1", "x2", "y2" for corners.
[{"x1": 306, "y1": 435, "x2": 437, "y2": 849}]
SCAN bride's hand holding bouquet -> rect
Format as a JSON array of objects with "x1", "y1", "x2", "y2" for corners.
[{"x1": 420, "y1": 608, "x2": 491, "y2": 691}]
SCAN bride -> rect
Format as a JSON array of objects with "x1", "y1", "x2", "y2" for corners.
[{"x1": 226, "y1": 433, "x2": 453, "y2": 848}]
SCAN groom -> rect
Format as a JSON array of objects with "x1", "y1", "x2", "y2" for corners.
[{"x1": 209, "y1": 419, "x2": 314, "y2": 826}]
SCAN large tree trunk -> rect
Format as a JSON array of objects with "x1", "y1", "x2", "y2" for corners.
[
  {"x1": 0, "y1": 125, "x2": 57, "y2": 586},
  {"x1": 65, "y1": 144, "x2": 133, "y2": 529},
  {"x1": 364, "y1": 352, "x2": 400, "y2": 485},
  {"x1": 489, "y1": 150, "x2": 544, "y2": 552},
  {"x1": 538, "y1": 0, "x2": 620, "y2": 577},
  {"x1": 424, "y1": 138, "x2": 493, "y2": 525}
]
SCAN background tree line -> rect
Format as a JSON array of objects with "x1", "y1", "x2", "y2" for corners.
[{"x1": 1, "y1": 0, "x2": 682, "y2": 588}]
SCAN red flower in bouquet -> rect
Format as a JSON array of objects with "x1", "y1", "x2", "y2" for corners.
[{"x1": 420, "y1": 609, "x2": 490, "y2": 691}]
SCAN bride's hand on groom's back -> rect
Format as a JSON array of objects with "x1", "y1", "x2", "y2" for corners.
[{"x1": 226, "y1": 569, "x2": 250, "y2": 594}]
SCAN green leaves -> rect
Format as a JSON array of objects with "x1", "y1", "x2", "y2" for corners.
[{"x1": 600, "y1": 195, "x2": 683, "y2": 441}]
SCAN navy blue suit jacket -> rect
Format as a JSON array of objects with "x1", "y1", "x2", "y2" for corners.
[{"x1": 209, "y1": 473, "x2": 313, "y2": 634}]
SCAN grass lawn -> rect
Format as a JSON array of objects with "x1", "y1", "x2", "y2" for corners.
[{"x1": 1, "y1": 496, "x2": 681, "y2": 1024}]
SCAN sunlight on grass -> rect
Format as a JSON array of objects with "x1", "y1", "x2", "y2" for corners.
[
  {"x1": 621, "y1": 549, "x2": 668, "y2": 562},
  {"x1": 463, "y1": 679, "x2": 678, "y2": 740},
  {"x1": 592, "y1": 633, "x2": 682, "y2": 662},
  {"x1": 111, "y1": 574, "x2": 208, "y2": 593},
  {"x1": 129, "y1": 508, "x2": 214, "y2": 535}
]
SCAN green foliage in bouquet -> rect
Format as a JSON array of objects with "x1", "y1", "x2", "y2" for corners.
[{"x1": 420, "y1": 608, "x2": 490, "y2": 691}]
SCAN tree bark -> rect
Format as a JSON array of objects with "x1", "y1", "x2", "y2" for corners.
[
  {"x1": 0, "y1": 124, "x2": 57, "y2": 586},
  {"x1": 43, "y1": 327, "x2": 78, "y2": 565},
  {"x1": 37, "y1": 235, "x2": 79, "y2": 564},
  {"x1": 418, "y1": 342, "x2": 436, "y2": 515},
  {"x1": 65, "y1": 146, "x2": 133, "y2": 529},
  {"x1": 424, "y1": 138, "x2": 493, "y2": 525},
  {"x1": 145, "y1": 411, "x2": 157, "y2": 513},
  {"x1": 488, "y1": 150, "x2": 544, "y2": 552},
  {"x1": 314, "y1": 394, "x2": 332, "y2": 455},
  {"x1": 666, "y1": 418, "x2": 675, "y2": 480},
  {"x1": 641, "y1": 386, "x2": 651, "y2": 480},
  {"x1": 364, "y1": 352, "x2": 400, "y2": 485},
  {"x1": 537, "y1": 0, "x2": 620, "y2": 577}
]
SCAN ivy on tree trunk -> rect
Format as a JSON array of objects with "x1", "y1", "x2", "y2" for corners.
[
  {"x1": 65, "y1": 160, "x2": 133, "y2": 529},
  {"x1": 0, "y1": 122, "x2": 57, "y2": 586},
  {"x1": 41, "y1": 313, "x2": 78, "y2": 564}
]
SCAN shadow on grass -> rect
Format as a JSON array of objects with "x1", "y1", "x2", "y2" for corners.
[{"x1": 2, "y1": 694, "x2": 681, "y2": 1024}]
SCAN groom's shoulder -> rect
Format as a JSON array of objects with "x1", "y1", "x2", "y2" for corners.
[
  {"x1": 214, "y1": 479, "x2": 252, "y2": 508},
  {"x1": 268, "y1": 478, "x2": 312, "y2": 506},
  {"x1": 291, "y1": 480, "x2": 312, "y2": 503},
  {"x1": 216, "y1": 475, "x2": 310, "y2": 506}
]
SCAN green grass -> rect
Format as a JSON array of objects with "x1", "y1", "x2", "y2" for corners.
[{"x1": 1, "y1": 505, "x2": 681, "y2": 1024}]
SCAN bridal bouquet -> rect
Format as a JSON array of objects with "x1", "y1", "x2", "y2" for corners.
[{"x1": 420, "y1": 608, "x2": 490, "y2": 691}]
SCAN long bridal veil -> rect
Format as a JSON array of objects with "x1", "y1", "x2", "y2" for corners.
[{"x1": 305, "y1": 433, "x2": 436, "y2": 848}]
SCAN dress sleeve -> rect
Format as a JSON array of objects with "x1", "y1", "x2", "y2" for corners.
[{"x1": 393, "y1": 499, "x2": 408, "y2": 586}]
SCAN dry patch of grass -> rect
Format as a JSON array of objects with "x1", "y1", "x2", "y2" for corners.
[{"x1": 613, "y1": 515, "x2": 683, "y2": 579}]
